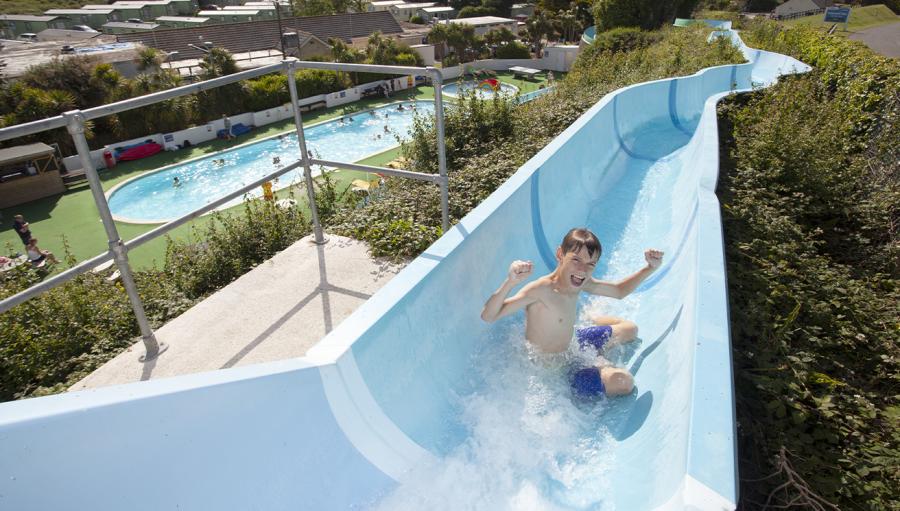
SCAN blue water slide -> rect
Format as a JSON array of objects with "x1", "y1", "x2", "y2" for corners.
[{"x1": 0, "y1": 29, "x2": 809, "y2": 510}]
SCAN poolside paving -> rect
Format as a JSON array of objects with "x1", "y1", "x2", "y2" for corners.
[{"x1": 69, "y1": 234, "x2": 404, "y2": 391}]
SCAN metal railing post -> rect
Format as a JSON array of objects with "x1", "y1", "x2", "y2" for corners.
[
  {"x1": 63, "y1": 111, "x2": 167, "y2": 361},
  {"x1": 284, "y1": 60, "x2": 326, "y2": 244},
  {"x1": 428, "y1": 67, "x2": 450, "y2": 233}
]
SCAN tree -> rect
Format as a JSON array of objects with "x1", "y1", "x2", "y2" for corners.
[
  {"x1": 427, "y1": 23, "x2": 450, "y2": 61},
  {"x1": 483, "y1": 26, "x2": 517, "y2": 46},
  {"x1": 525, "y1": 12, "x2": 554, "y2": 57},
  {"x1": 137, "y1": 47, "x2": 164, "y2": 72},
  {"x1": 198, "y1": 47, "x2": 239, "y2": 80},
  {"x1": 593, "y1": 0, "x2": 698, "y2": 31},
  {"x1": 556, "y1": 8, "x2": 579, "y2": 42},
  {"x1": 445, "y1": 22, "x2": 479, "y2": 62},
  {"x1": 459, "y1": 5, "x2": 499, "y2": 17},
  {"x1": 348, "y1": 0, "x2": 368, "y2": 12}
]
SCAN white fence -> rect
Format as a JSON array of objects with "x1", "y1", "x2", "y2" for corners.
[{"x1": 63, "y1": 52, "x2": 579, "y2": 172}]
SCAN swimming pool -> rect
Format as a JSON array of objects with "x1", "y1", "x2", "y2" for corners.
[
  {"x1": 107, "y1": 101, "x2": 434, "y2": 222},
  {"x1": 442, "y1": 80, "x2": 519, "y2": 99}
]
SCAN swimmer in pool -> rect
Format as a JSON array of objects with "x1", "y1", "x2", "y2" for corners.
[
  {"x1": 172, "y1": 176, "x2": 181, "y2": 187},
  {"x1": 481, "y1": 228, "x2": 663, "y2": 397}
]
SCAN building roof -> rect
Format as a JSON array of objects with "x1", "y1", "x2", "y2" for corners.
[
  {"x1": 231, "y1": 5, "x2": 276, "y2": 9},
  {"x1": 393, "y1": 2, "x2": 436, "y2": 8},
  {"x1": 36, "y1": 28, "x2": 108, "y2": 41},
  {"x1": 421, "y1": 6, "x2": 454, "y2": 12},
  {"x1": 117, "y1": 11, "x2": 403, "y2": 59},
  {"x1": 446, "y1": 16, "x2": 515, "y2": 25},
  {"x1": 370, "y1": 1, "x2": 404, "y2": 5},
  {"x1": 774, "y1": 0, "x2": 833, "y2": 15},
  {"x1": 155, "y1": 16, "x2": 210, "y2": 22},
  {"x1": 197, "y1": 10, "x2": 260, "y2": 16},
  {"x1": 83, "y1": 4, "x2": 134, "y2": 9},
  {"x1": 45, "y1": 9, "x2": 115, "y2": 15},
  {"x1": 0, "y1": 143, "x2": 55, "y2": 166},
  {"x1": 103, "y1": 22, "x2": 159, "y2": 29},
  {"x1": 0, "y1": 15, "x2": 58, "y2": 22}
]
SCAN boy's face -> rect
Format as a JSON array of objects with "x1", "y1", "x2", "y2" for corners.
[{"x1": 555, "y1": 245, "x2": 599, "y2": 291}]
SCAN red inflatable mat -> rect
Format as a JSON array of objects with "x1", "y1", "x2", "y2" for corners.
[{"x1": 116, "y1": 142, "x2": 163, "y2": 161}]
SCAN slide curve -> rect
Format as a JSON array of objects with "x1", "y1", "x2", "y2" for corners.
[{"x1": 0, "y1": 26, "x2": 809, "y2": 510}]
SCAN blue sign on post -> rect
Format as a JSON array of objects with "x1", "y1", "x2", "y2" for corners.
[{"x1": 823, "y1": 7, "x2": 851, "y2": 23}]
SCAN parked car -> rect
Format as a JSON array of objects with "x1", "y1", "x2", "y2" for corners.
[
  {"x1": 18, "y1": 33, "x2": 38, "y2": 42},
  {"x1": 72, "y1": 25, "x2": 98, "y2": 32},
  {"x1": 60, "y1": 45, "x2": 75, "y2": 54}
]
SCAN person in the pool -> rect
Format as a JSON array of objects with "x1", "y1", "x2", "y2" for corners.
[{"x1": 481, "y1": 227, "x2": 663, "y2": 397}]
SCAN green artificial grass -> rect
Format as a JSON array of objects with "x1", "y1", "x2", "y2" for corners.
[
  {"x1": 782, "y1": 4, "x2": 899, "y2": 33},
  {"x1": 1, "y1": 71, "x2": 552, "y2": 271}
]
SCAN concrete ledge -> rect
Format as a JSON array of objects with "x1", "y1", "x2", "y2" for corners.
[{"x1": 71, "y1": 234, "x2": 404, "y2": 391}]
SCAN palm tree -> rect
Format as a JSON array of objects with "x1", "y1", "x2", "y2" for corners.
[
  {"x1": 427, "y1": 23, "x2": 449, "y2": 61},
  {"x1": 198, "y1": 47, "x2": 239, "y2": 80},
  {"x1": 556, "y1": 9, "x2": 578, "y2": 43},
  {"x1": 525, "y1": 12, "x2": 554, "y2": 57},
  {"x1": 137, "y1": 47, "x2": 164, "y2": 72},
  {"x1": 445, "y1": 23, "x2": 477, "y2": 62}
]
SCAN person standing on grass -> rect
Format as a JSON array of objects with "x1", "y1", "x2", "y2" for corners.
[
  {"x1": 222, "y1": 114, "x2": 234, "y2": 140},
  {"x1": 12, "y1": 214, "x2": 31, "y2": 246}
]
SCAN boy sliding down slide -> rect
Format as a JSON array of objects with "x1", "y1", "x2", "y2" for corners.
[{"x1": 481, "y1": 228, "x2": 663, "y2": 397}]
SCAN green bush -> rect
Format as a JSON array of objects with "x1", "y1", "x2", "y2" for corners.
[
  {"x1": 458, "y1": 5, "x2": 499, "y2": 17},
  {"x1": 718, "y1": 21, "x2": 900, "y2": 510},
  {"x1": 592, "y1": 0, "x2": 698, "y2": 31},
  {"x1": 586, "y1": 26, "x2": 661, "y2": 55},
  {"x1": 442, "y1": 54, "x2": 461, "y2": 67},
  {"x1": 495, "y1": 41, "x2": 532, "y2": 59},
  {"x1": 165, "y1": 196, "x2": 312, "y2": 298}
]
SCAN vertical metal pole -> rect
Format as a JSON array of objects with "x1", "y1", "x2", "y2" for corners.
[
  {"x1": 284, "y1": 60, "x2": 327, "y2": 244},
  {"x1": 63, "y1": 111, "x2": 166, "y2": 361},
  {"x1": 428, "y1": 67, "x2": 450, "y2": 233}
]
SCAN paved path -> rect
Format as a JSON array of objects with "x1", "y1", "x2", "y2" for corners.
[
  {"x1": 70, "y1": 234, "x2": 404, "y2": 391},
  {"x1": 849, "y1": 21, "x2": 900, "y2": 58}
]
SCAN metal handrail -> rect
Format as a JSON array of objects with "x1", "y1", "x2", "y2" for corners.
[
  {"x1": 309, "y1": 159, "x2": 444, "y2": 184},
  {"x1": 0, "y1": 57, "x2": 450, "y2": 362}
]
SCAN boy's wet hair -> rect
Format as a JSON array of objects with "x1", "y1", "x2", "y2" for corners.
[{"x1": 561, "y1": 228, "x2": 601, "y2": 259}]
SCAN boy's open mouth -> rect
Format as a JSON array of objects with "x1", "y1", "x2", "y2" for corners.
[{"x1": 570, "y1": 275, "x2": 585, "y2": 287}]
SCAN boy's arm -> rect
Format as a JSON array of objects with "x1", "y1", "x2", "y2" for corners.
[
  {"x1": 481, "y1": 260, "x2": 538, "y2": 322},
  {"x1": 584, "y1": 249, "x2": 664, "y2": 299}
]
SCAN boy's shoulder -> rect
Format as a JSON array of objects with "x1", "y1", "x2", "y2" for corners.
[{"x1": 523, "y1": 274, "x2": 555, "y2": 294}]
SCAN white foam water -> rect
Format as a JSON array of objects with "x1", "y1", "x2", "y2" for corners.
[{"x1": 373, "y1": 328, "x2": 617, "y2": 511}]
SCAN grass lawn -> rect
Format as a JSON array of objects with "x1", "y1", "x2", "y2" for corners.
[
  {"x1": 782, "y1": 4, "x2": 899, "y2": 33},
  {"x1": 1, "y1": 71, "x2": 553, "y2": 271}
]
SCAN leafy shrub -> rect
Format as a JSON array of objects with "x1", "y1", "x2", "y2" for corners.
[
  {"x1": 0, "y1": 255, "x2": 193, "y2": 401},
  {"x1": 495, "y1": 41, "x2": 532, "y2": 59},
  {"x1": 442, "y1": 54, "x2": 461, "y2": 67},
  {"x1": 409, "y1": 14, "x2": 425, "y2": 24},
  {"x1": 718, "y1": 21, "x2": 899, "y2": 510},
  {"x1": 165, "y1": 196, "x2": 311, "y2": 298},
  {"x1": 458, "y1": 5, "x2": 499, "y2": 17},
  {"x1": 402, "y1": 88, "x2": 518, "y2": 172},
  {"x1": 593, "y1": 0, "x2": 698, "y2": 31},
  {"x1": 585, "y1": 27, "x2": 661, "y2": 55}
]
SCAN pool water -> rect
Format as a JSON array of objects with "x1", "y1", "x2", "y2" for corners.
[
  {"x1": 108, "y1": 101, "x2": 434, "y2": 222},
  {"x1": 442, "y1": 80, "x2": 519, "y2": 99}
]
